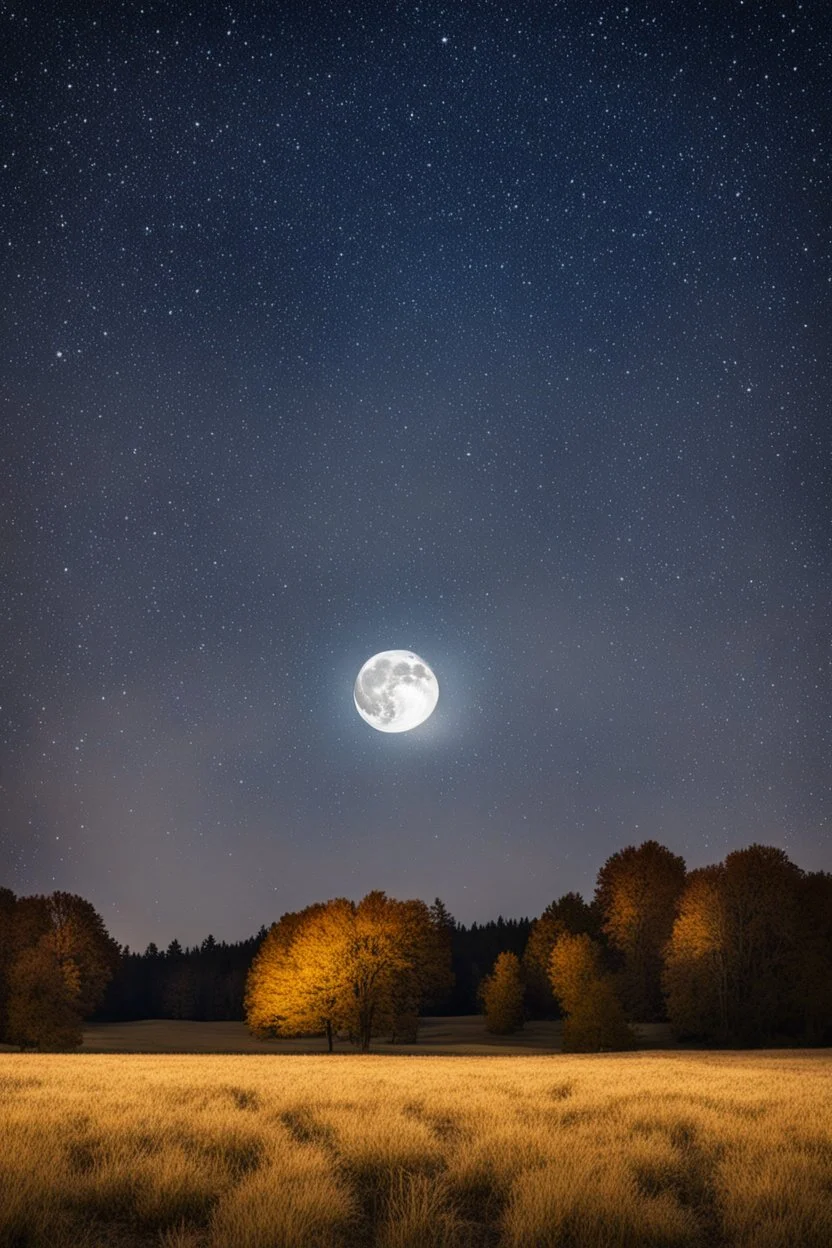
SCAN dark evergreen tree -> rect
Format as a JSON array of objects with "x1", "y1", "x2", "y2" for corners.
[
  {"x1": 446, "y1": 917, "x2": 533, "y2": 1014},
  {"x1": 94, "y1": 928, "x2": 268, "y2": 1022}
]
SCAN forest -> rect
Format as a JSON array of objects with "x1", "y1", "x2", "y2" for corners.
[{"x1": 1, "y1": 840, "x2": 831, "y2": 1051}]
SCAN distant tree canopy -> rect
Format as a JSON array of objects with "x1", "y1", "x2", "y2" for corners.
[
  {"x1": 245, "y1": 892, "x2": 454, "y2": 1051},
  {"x1": 94, "y1": 909, "x2": 519, "y2": 1025},
  {"x1": 4, "y1": 839, "x2": 830, "y2": 1051},
  {"x1": 0, "y1": 891, "x2": 120, "y2": 1050}
]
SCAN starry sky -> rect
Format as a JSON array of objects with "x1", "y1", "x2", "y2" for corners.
[{"x1": 2, "y1": 1, "x2": 830, "y2": 951}]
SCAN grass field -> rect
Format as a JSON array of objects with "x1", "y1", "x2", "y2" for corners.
[
  {"x1": 70, "y1": 1015, "x2": 677, "y2": 1055},
  {"x1": 1, "y1": 1050, "x2": 831, "y2": 1247}
]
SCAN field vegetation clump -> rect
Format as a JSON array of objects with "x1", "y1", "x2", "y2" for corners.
[{"x1": 0, "y1": 1051, "x2": 831, "y2": 1247}]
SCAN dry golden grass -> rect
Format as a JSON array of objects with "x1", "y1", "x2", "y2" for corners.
[{"x1": 0, "y1": 1051, "x2": 830, "y2": 1247}]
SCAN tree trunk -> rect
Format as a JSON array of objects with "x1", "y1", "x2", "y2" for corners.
[
  {"x1": 359, "y1": 1003, "x2": 373, "y2": 1052},
  {"x1": 325, "y1": 1019, "x2": 333, "y2": 1053}
]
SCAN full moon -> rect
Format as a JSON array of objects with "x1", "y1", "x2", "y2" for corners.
[{"x1": 354, "y1": 650, "x2": 439, "y2": 733}]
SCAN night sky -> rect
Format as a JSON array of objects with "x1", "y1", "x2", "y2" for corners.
[{"x1": 2, "y1": 1, "x2": 830, "y2": 952}]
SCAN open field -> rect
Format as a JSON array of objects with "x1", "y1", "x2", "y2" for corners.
[
  {"x1": 81, "y1": 1016, "x2": 574, "y2": 1056},
  {"x1": 1, "y1": 1051, "x2": 831, "y2": 1248},
  {"x1": 41, "y1": 1015, "x2": 675, "y2": 1055}
]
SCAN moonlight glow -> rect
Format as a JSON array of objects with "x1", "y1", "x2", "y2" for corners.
[{"x1": 354, "y1": 650, "x2": 439, "y2": 733}]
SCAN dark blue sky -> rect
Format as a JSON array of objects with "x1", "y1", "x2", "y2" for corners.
[{"x1": 2, "y1": 1, "x2": 829, "y2": 950}]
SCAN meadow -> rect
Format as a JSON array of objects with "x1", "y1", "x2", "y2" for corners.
[{"x1": 1, "y1": 1049, "x2": 831, "y2": 1248}]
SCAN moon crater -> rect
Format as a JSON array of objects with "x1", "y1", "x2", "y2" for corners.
[{"x1": 354, "y1": 650, "x2": 439, "y2": 733}]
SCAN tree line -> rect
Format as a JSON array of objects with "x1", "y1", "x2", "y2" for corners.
[
  {"x1": 480, "y1": 841, "x2": 832, "y2": 1049},
  {"x1": 2, "y1": 840, "x2": 830, "y2": 1050},
  {"x1": 100, "y1": 931, "x2": 265, "y2": 1023},
  {"x1": 89, "y1": 911, "x2": 531, "y2": 1023}
]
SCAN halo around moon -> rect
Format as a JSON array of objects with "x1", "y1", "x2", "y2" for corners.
[{"x1": 354, "y1": 650, "x2": 439, "y2": 733}]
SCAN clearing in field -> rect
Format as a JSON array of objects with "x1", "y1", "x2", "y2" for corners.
[{"x1": 1, "y1": 1050, "x2": 831, "y2": 1247}]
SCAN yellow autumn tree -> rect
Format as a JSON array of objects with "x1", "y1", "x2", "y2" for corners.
[
  {"x1": 245, "y1": 892, "x2": 453, "y2": 1052},
  {"x1": 662, "y1": 866, "x2": 728, "y2": 1039},
  {"x1": 523, "y1": 892, "x2": 600, "y2": 1018},
  {"x1": 44, "y1": 892, "x2": 121, "y2": 1016},
  {"x1": 549, "y1": 932, "x2": 635, "y2": 1052},
  {"x1": 340, "y1": 892, "x2": 415, "y2": 1050},
  {"x1": 6, "y1": 940, "x2": 83, "y2": 1050},
  {"x1": 245, "y1": 902, "x2": 345, "y2": 1050},
  {"x1": 480, "y1": 951, "x2": 524, "y2": 1034},
  {"x1": 383, "y1": 898, "x2": 455, "y2": 1042},
  {"x1": 663, "y1": 846, "x2": 803, "y2": 1043},
  {"x1": 595, "y1": 841, "x2": 686, "y2": 1021}
]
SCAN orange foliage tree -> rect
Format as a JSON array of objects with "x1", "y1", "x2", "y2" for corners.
[
  {"x1": 663, "y1": 845, "x2": 808, "y2": 1043},
  {"x1": 523, "y1": 892, "x2": 600, "y2": 1018},
  {"x1": 549, "y1": 932, "x2": 635, "y2": 1052},
  {"x1": 5, "y1": 941, "x2": 83, "y2": 1049},
  {"x1": 480, "y1": 951, "x2": 524, "y2": 1034},
  {"x1": 662, "y1": 866, "x2": 728, "y2": 1039},
  {"x1": 44, "y1": 892, "x2": 121, "y2": 1016},
  {"x1": 595, "y1": 840, "x2": 686, "y2": 1021},
  {"x1": 383, "y1": 898, "x2": 455, "y2": 1042},
  {"x1": 0, "y1": 891, "x2": 120, "y2": 1050},
  {"x1": 245, "y1": 892, "x2": 453, "y2": 1052}
]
